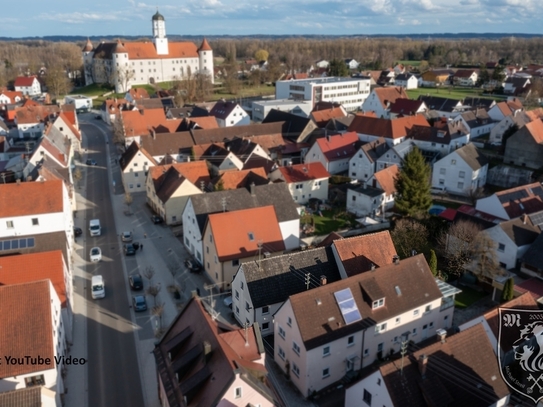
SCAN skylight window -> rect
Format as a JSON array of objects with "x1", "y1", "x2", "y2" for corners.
[
  {"x1": 334, "y1": 288, "x2": 362, "y2": 325},
  {"x1": 248, "y1": 232, "x2": 254, "y2": 241},
  {"x1": 395, "y1": 286, "x2": 402, "y2": 296}
]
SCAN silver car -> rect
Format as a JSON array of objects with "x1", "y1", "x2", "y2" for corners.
[{"x1": 121, "y1": 231, "x2": 133, "y2": 242}]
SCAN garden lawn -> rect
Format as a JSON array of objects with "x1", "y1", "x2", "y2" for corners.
[
  {"x1": 407, "y1": 87, "x2": 503, "y2": 102},
  {"x1": 311, "y1": 210, "x2": 355, "y2": 236},
  {"x1": 454, "y1": 285, "x2": 488, "y2": 309}
]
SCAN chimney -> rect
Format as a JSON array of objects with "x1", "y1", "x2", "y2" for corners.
[
  {"x1": 250, "y1": 182, "x2": 255, "y2": 196},
  {"x1": 393, "y1": 255, "x2": 400, "y2": 265},
  {"x1": 370, "y1": 263, "x2": 376, "y2": 271},
  {"x1": 418, "y1": 354, "x2": 428, "y2": 378},
  {"x1": 362, "y1": 181, "x2": 367, "y2": 189},
  {"x1": 523, "y1": 214, "x2": 527, "y2": 224},
  {"x1": 436, "y1": 328, "x2": 447, "y2": 343},
  {"x1": 320, "y1": 275, "x2": 327, "y2": 285}
]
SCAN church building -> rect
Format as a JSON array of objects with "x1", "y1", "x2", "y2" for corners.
[{"x1": 82, "y1": 11, "x2": 214, "y2": 92}]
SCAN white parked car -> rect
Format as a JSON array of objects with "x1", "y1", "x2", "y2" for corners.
[{"x1": 90, "y1": 247, "x2": 102, "y2": 262}]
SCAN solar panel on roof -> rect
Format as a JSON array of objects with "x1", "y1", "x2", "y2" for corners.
[
  {"x1": 498, "y1": 190, "x2": 529, "y2": 203},
  {"x1": 334, "y1": 288, "x2": 362, "y2": 325},
  {"x1": 531, "y1": 186, "x2": 543, "y2": 199},
  {"x1": 529, "y1": 211, "x2": 543, "y2": 227}
]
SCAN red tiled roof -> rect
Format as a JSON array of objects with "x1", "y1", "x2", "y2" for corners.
[
  {"x1": 0, "y1": 91, "x2": 23, "y2": 102},
  {"x1": 208, "y1": 206, "x2": 285, "y2": 261},
  {"x1": 349, "y1": 114, "x2": 429, "y2": 140},
  {"x1": 121, "y1": 108, "x2": 181, "y2": 136},
  {"x1": 0, "y1": 179, "x2": 64, "y2": 217},
  {"x1": 150, "y1": 161, "x2": 210, "y2": 188},
  {"x1": 198, "y1": 38, "x2": 212, "y2": 52},
  {"x1": 0, "y1": 280, "x2": 55, "y2": 377},
  {"x1": 277, "y1": 162, "x2": 330, "y2": 183},
  {"x1": 56, "y1": 112, "x2": 81, "y2": 141},
  {"x1": 373, "y1": 164, "x2": 399, "y2": 195},
  {"x1": 315, "y1": 131, "x2": 359, "y2": 162},
  {"x1": 216, "y1": 168, "x2": 268, "y2": 190},
  {"x1": 310, "y1": 106, "x2": 347, "y2": 127},
  {"x1": 128, "y1": 88, "x2": 150, "y2": 100},
  {"x1": 524, "y1": 118, "x2": 543, "y2": 144},
  {"x1": 14, "y1": 76, "x2": 37, "y2": 87},
  {"x1": 15, "y1": 104, "x2": 59, "y2": 125},
  {"x1": 0, "y1": 251, "x2": 68, "y2": 307},
  {"x1": 372, "y1": 86, "x2": 409, "y2": 109},
  {"x1": 495, "y1": 182, "x2": 543, "y2": 218},
  {"x1": 123, "y1": 41, "x2": 199, "y2": 60},
  {"x1": 453, "y1": 69, "x2": 476, "y2": 78},
  {"x1": 39, "y1": 137, "x2": 68, "y2": 166},
  {"x1": 389, "y1": 98, "x2": 426, "y2": 115}
]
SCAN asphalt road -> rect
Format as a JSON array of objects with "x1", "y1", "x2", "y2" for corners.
[{"x1": 82, "y1": 122, "x2": 145, "y2": 407}]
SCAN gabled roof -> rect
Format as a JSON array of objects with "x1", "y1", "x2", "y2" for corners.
[
  {"x1": 389, "y1": 98, "x2": 426, "y2": 116},
  {"x1": 494, "y1": 182, "x2": 543, "y2": 219},
  {"x1": 214, "y1": 168, "x2": 268, "y2": 190},
  {"x1": 290, "y1": 254, "x2": 442, "y2": 350},
  {"x1": 261, "y1": 110, "x2": 316, "y2": 139},
  {"x1": 94, "y1": 40, "x2": 199, "y2": 60},
  {"x1": 0, "y1": 280, "x2": 55, "y2": 378},
  {"x1": 520, "y1": 118, "x2": 543, "y2": 144},
  {"x1": 191, "y1": 122, "x2": 286, "y2": 145},
  {"x1": 373, "y1": 164, "x2": 399, "y2": 195},
  {"x1": 463, "y1": 97, "x2": 495, "y2": 110},
  {"x1": 0, "y1": 90, "x2": 23, "y2": 102},
  {"x1": 15, "y1": 104, "x2": 59, "y2": 125},
  {"x1": 370, "y1": 86, "x2": 409, "y2": 110},
  {"x1": 417, "y1": 96, "x2": 462, "y2": 113},
  {"x1": 150, "y1": 161, "x2": 210, "y2": 201},
  {"x1": 314, "y1": 131, "x2": 359, "y2": 162},
  {"x1": 153, "y1": 166, "x2": 192, "y2": 203},
  {"x1": 0, "y1": 251, "x2": 68, "y2": 307},
  {"x1": 332, "y1": 231, "x2": 398, "y2": 277},
  {"x1": 453, "y1": 69, "x2": 477, "y2": 78},
  {"x1": 153, "y1": 296, "x2": 275, "y2": 407},
  {"x1": 242, "y1": 246, "x2": 342, "y2": 308},
  {"x1": 127, "y1": 87, "x2": 150, "y2": 100},
  {"x1": 277, "y1": 162, "x2": 330, "y2": 183},
  {"x1": 176, "y1": 116, "x2": 219, "y2": 131},
  {"x1": 454, "y1": 143, "x2": 488, "y2": 171},
  {"x1": 55, "y1": 112, "x2": 81, "y2": 141},
  {"x1": 208, "y1": 206, "x2": 285, "y2": 261},
  {"x1": 379, "y1": 324, "x2": 509, "y2": 407},
  {"x1": 14, "y1": 76, "x2": 38, "y2": 87},
  {"x1": 348, "y1": 114, "x2": 430, "y2": 140},
  {"x1": 40, "y1": 131, "x2": 69, "y2": 166},
  {"x1": 0, "y1": 179, "x2": 64, "y2": 218},
  {"x1": 140, "y1": 131, "x2": 195, "y2": 156},
  {"x1": 498, "y1": 216, "x2": 540, "y2": 247},
  {"x1": 121, "y1": 108, "x2": 181, "y2": 137},
  {"x1": 120, "y1": 141, "x2": 157, "y2": 170},
  {"x1": 360, "y1": 137, "x2": 389, "y2": 163},
  {"x1": 310, "y1": 106, "x2": 347, "y2": 128},
  {"x1": 209, "y1": 101, "x2": 240, "y2": 119}
]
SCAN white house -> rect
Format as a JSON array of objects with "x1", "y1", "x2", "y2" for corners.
[
  {"x1": 0, "y1": 91, "x2": 23, "y2": 104},
  {"x1": 344, "y1": 59, "x2": 359, "y2": 70},
  {"x1": 119, "y1": 141, "x2": 157, "y2": 192},
  {"x1": 315, "y1": 60, "x2": 330, "y2": 69},
  {"x1": 209, "y1": 101, "x2": 250, "y2": 127},
  {"x1": 273, "y1": 254, "x2": 458, "y2": 397},
  {"x1": 475, "y1": 182, "x2": 543, "y2": 221},
  {"x1": 348, "y1": 137, "x2": 389, "y2": 182},
  {"x1": 64, "y1": 95, "x2": 92, "y2": 113},
  {"x1": 361, "y1": 87, "x2": 409, "y2": 118},
  {"x1": 348, "y1": 114, "x2": 430, "y2": 147},
  {"x1": 304, "y1": 132, "x2": 359, "y2": 175},
  {"x1": 0, "y1": 280, "x2": 66, "y2": 406},
  {"x1": 431, "y1": 143, "x2": 488, "y2": 196},
  {"x1": 453, "y1": 69, "x2": 479, "y2": 86},
  {"x1": 14, "y1": 76, "x2": 41, "y2": 96},
  {"x1": 368, "y1": 165, "x2": 399, "y2": 211},
  {"x1": 409, "y1": 122, "x2": 470, "y2": 156},
  {"x1": 393, "y1": 73, "x2": 418, "y2": 89},
  {"x1": 269, "y1": 162, "x2": 330, "y2": 204},
  {"x1": 375, "y1": 139, "x2": 415, "y2": 171},
  {"x1": 452, "y1": 110, "x2": 495, "y2": 139},
  {"x1": 346, "y1": 184, "x2": 385, "y2": 217}
]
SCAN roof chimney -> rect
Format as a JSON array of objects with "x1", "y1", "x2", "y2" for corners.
[
  {"x1": 393, "y1": 255, "x2": 400, "y2": 265},
  {"x1": 418, "y1": 354, "x2": 428, "y2": 378},
  {"x1": 320, "y1": 275, "x2": 327, "y2": 285},
  {"x1": 370, "y1": 263, "x2": 376, "y2": 271},
  {"x1": 436, "y1": 328, "x2": 447, "y2": 343}
]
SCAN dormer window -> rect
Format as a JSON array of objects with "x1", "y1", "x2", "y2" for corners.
[{"x1": 372, "y1": 298, "x2": 385, "y2": 309}]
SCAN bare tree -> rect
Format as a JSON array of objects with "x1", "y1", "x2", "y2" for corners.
[
  {"x1": 143, "y1": 265, "x2": 156, "y2": 284},
  {"x1": 44, "y1": 63, "x2": 72, "y2": 99},
  {"x1": 124, "y1": 191, "x2": 133, "y2": 209},
  {"x1": 469, "y1": 233, "x2": 503, "y2": 283},
  {"x1": 391, "y1": 218, "x2": 429, "y2": 259},
  {"x1": 73, "y1": 167, "x2": 82, "y2": 189},
  {"x1": 151, "y1": 303, "x2": 165, "y2": 330},
  {"x1": 112, "y1": 114, "x2": 125, "y2": 146},
  {"x1": 147, "y1": 284, "x2": 162, "y2": 307},
  {"x1": 167, "y1": 261, "x2": 181, "y2": 282},
  {"x1": 115, "y1": 65, "x2": 135, "y2": 93}
]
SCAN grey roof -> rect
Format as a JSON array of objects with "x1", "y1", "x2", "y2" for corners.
[
  {"x1": 499, "y1": 217, "x2": 540, "y2": 247},
  {"x1": 418, "y1": 96, "x2": 462, "y2": 113},
  {"x1": 348, "y1": 184, "x2": 384, "y2": 198},
  {"x1": 454, "y1": 143, "x2": 488, "y2": 171},
  {"x1": 190, "y1": 122, "x2": 286, "y2": 145},
  {"x1": 241, "y1": 246, "x2": 341, "y2": 309},
  {"x1": 140, "y1": 132, "x2": 195, "y2": 157},
  {"x1": 190, "y1": 183, "x2": 299, "y2": 234},
  {"x1": 523, "y1": 232, "x2": 543, "y2": 268},
  {"x1": 463, "y1": 97, "x2": 495, "y2": 110}
]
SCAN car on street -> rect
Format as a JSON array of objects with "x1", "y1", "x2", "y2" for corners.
[
  {"x1": 94, "y1": 115, "x2": 101, "y2": 120},
  {"x1": 132, "y1": 295, "x2": 147, "y2": 312},
  {"x1": 90, "y1": 247, "x2": 102, "y2": 262},
  {"x1": 129, "y1": 274, "x2": 143, "y2": 291},
  {"x1": 121, "y1": 231, "x2": 133, "y2": 242},
  {"x1": 124, "y1": 244, "x2": 136, "y2": 256},
  {"x1": 86, "y1": 159, "x2": 97, "y2": 166},
  {"x1": 74, "y1": 226, "x2": 82, "y2": 237},
  {"x1": 184, "y1": 259, "x2": 202, "y2": 273},
  {"x1": 223, "y1": 296, "x2": 233, "y2": 309},
  {"x1": 151, "y1": 214, "x2": 164, "y2": 224}
]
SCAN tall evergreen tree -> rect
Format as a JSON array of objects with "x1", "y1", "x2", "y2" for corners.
[
  {"x1": 327, "y1": 59, "x2": 349, "y2": 77},
  {"x1": 501, "y1": 277, "x2": 514, "y2": 302},
  {"x1": 428, "y1": 249, "x2": 438, "y2": 277},
  {"x1": 394, "y1": 147, "x2": 432, "y2": 217}
]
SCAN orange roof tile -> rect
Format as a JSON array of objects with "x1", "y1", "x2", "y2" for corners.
[
  {"x1": 198, "y1": 38, "x2": 212, "y2": 52},
  {"x1": 315, "y1": 131, "x2": 359, "y2": 162},
  {"x1": 525, "y1": 118, "x2": 543, "y2": 144},
  {"x1": 0, "y1": 179, "x2": 64, "y2": 217},
  {"x1": 150, "y1": 160, "x2": 210, "y2": 186},
  {"x1": 121, "y1": 108, "x2": 181, "y2": 137},
  {"x1": 15, "y1": 104, "x2": 59, "y2": 125},
  {"x1": 0, "y1": 280, "x2": 55, "y2": 378},
  {"x1": 311, "y1": 106, "x2": 347, "y2": 127},
  {"x1": 14, "y1": 76, "x2": 38, "y2": 87},
  {"x1": 123, "y1": 41, "x2": 199, "y2": 60},
  {"x1": 0, "y1": 251, "x2": 67, "y2": 307},
  {"x1": 349, "y1": 114, "x2": 429, "y2": 140},
  {"x1": 208, "y1": 206, "x2": 285, "y2": 261},
  {"x1": 128, "y1": 88, "x2": 150, "y2": 100},
  {"x1": 278, "y1": 162, "x2": 330, "y2": 183},
  {"x1": 216, "y1": 168, "x2": 268, "y2": 190},
  {"x1": 0, "y1": 91, "x2": 23, "y2": 102},
  {"x1": 39, "y1": 137, "x2": 68, "y2": 166},
  {"x1": 373, "y1": 164, "x2": 399, "y2": 195},
  {"x1": 57, "y1": 112, "x2": 81, "y2": 141}
]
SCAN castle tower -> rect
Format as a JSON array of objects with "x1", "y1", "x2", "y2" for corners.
[
  {"x1": 82, "y1": 38, "x2": 94, "y2": 85},
  {"x1": 198, "y1": 38, "x2": 214, "y2": 84},
  {"x1": 112, "y1": 39, "x2": 130, "y2": 93},
  {"x1": 152, "y1": 10, "x2": 168, "y2": 55}
]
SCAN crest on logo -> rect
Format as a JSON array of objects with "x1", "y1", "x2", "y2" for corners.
[{"x1": 499, "y1": 308, "x2": 543, "y2": 403}]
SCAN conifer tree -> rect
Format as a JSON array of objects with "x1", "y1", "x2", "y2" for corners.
[
  {"x1": 428, "y1": 249, "x2": 438, "y2": 277},
  {"x1": 501, "y1": 277, "x2": 514, "y2": 302},
  {"x1": 394, "y1": 147, "x2": 432, "y2": 217}
]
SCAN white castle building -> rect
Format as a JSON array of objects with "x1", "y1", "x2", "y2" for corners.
[{"x1": 82, "y1": 10, "x2": 214, "y2": 92}]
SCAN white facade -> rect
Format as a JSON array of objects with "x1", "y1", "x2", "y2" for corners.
[
  {"x1": 361, "y1": 90, "x2": 388, "y2": 118},
  {"x1": 64, "y1": 95, "x2": 92, "y2": 112},
  {"x1": 394, "y1": 74, "x2": 418, "y2": 89},
  {"x1": 252, "y1": 99, "x2": 312, "y2": 122},
  {"x1": 122, "y1": 151, "x2": 155, "y2": 193},
  {"x1": 268, "y1": 168, "x2": 329, "y2": 205},
  {"x1": 432, "y1": 150, "x2": 487, "y2": 196},
  {"x1": 346, "y1": 186, "x2": 385, "y2": 217},
  {"x1": 476, "y1": 195, "x2": 510, "y2": 220},
  {"x1": 15, "y1": 77, "x2": 41, "y2": 96},
  {"x1": 217, "y1": 376, "x2": 274, "y2": 407},
  {"x1": 215, "y1": 104, "x2": 250, "y2": 127},
  {"x1": 349, "y1": 149, "x2": 378, "y2": 181},
  {"x1": 344, "y1": 370, "x2": 393, "y2": 407},
  {"x1": 275, "y1": 77, "x2": 370, "y2": 112},
  {"x1": 482, "y1": 225, "x2": 530, "y2": 270},
  {"x1": 489, "y1": 115, "x2": 515, "y2": 145}
]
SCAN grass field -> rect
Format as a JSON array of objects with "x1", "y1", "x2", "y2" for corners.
[
  {"x1": 454, "y1": 285, "x2": 488, "y2": 308},
  {"x1": 396, "y1": 60, "x2": 422, "y2": 67},
  {"x1": 407, "y1": 86, "x2": 502, "y2": 101}
]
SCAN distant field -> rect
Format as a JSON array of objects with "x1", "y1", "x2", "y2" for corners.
[
  {"x1": 407, "y1": 87, "x2": 502, "y2": 101},
  {"x1": 396, "y1": 60, "x2": 421, "y2": 67}
]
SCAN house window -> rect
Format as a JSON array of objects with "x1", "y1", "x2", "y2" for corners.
[
  {"x1": 451, "y1": 159, "x2": 456, "y2": 165},
  {"x1": 245, "y1": 301, "x2": 250, "y2": 311},
  {"x1": 375, "y1": 323, "x2": 387, "y2": 334},
  {"x1": 241, "y1": 282, "x2": 244, "y2": 290},
  {"x1": 206, "y1": 246, "x2": 209, "y2": 254},
  {"x1": 133, "y1": 162, "x2": 138, "y2": 167},
  {"x1": 425, "y1": 305, "x2": 432, "y2": 313},
  {"x1": 396, "y1": 317, "x2": 401, "y2": 325},
  {"x1": 235, "y1": 387, "x2": 242, "y2": 399},
  {"x1": 363, "y1": 348, "x2": 369, "y2": 357},
  {"x1": 232, "y1": 259, "x2": 239, "y2": 266},
  {"x1": 134, "y1": 172, "x2": 139, "y2": 177},
  {"x1": 287, "y1": 316, "x2": 292, "y2": 327},
  {"x1": 439, "y1": 179, "x2": 445, "y2": 186},
  {"x1": 279, "y1": 326, "x2": 286, "y2": 339},
  {"x1": 236, "y1": 306, "x2": 240, "y2": 315},
  {"x1": 498, "y1": 243, "x2": 505, "y2": 252},
  {"x1": 377, "y1": 343, "x2": 384, "y2": 352},
  {"x1": 457, "y1": 182, "x2": 464, "y2": 189},
  {"x1": 209, "y1": 235, "x2": 213, "y2": 242},
  {"x1": 348, "y1": 335, "x2": 354, "y2": 346},
  {"x1": 263, "y1": 306, "x2": 269, "y2": 314},
  {"x1": 322, "y1": 368, "x2": 330, "y2": 378},
  {"x1": 413, "y1": 309, "x2": 419, "y2": 316},
  {"x1": 6, "y1": 220, "x2": 13, "y2": 229},
  {"x1": 439, "y1": 168, "x2": 446, "y2": 175},
  {"x1": 262, "y1": 322, "x2": 269, "y2": 330},
  {"x1": 214, "y1": 255, "x2": 217, "y2": 264},
  {"x1": 292, "y1": 363, "x2": 300, "y2": 377},
  {"x1": 25, "y1": 375, "x2": 45, "y2": 387},
  {"x1": 352, "y1": 195, "x2": 356, "y2": 201},
  {"x1": 363, "y1": 389, "x2": 372, "y2": 406},
  {"x1": 293, "y1": 341, "x2": 301, "y2": 355},
  {"x1": 278, "y1": 346, "x2": 285, "y2": 360},
  {"x1": 235, "y1": 290, "x2": 239, "y2": 300},
  {"x1": 459, "y1": 171, "x2": 465, "y2": 178},
  {"x1": 31, "y1": 218, "x2": 39, "y2": 226},
  {"x1": 413, "y1": 328, "x2": 417, "y2": 335},
  {"x1": 323, "y1": 346, "x2": 330, "y2": 357},
  {"x1": 372, "y1": 298, "x2": 384, "y2": 309}
]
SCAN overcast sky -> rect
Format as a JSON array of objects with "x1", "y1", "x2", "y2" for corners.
[{"x1": 2, "y1": 0, "x2": 542, "y2": 38}]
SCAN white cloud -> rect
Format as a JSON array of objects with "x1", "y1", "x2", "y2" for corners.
[{"x1": 38, "y1": 12, "x2": 125, "y2": 24}]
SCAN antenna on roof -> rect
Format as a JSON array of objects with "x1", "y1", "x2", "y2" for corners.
[
  {"x1": 221, "y1": 197, "x2": 227, "y2": 212},
  {"x1": 400, "y1": 338, "x2": 408, "y2": 376},
  {"x1": 305, "y1": 272, "x2": 311, "y2": 290}
]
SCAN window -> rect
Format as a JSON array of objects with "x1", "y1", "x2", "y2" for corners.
[
  {"x1": 396, "y1": 317, "x2": 401, "y2": 325},
  {"x1": 348, "y1": 335, "x2": 354, "y2": 346},
  {"x1": 214, "y1": 255, "x2": 217, "y2": 264},
  {"x1": 322, "y1": 368, "x2": 330, "y2": 378},
  {"x1": 235, "y1": 387, "x2": 242, "y2": 399},
  {"x1": 363, "y1": 348, "x2": 369, "y2": 357},
  {"x1": 278, "y1": 346, "x2": 285, "y2": 360},
  {"x1": 425, "y1": 305, "x2": 432, "y2": 313},
  {"x1": 134, "y1": 172, "x2": 139, "y2": 177},
  {"x1": 262, "y1": 306, "x2": 269, "y2": 314},
  {"x1": 459, "y1": 171, "x2": 465, "y2": 178},
  {"x1": 287, "y1": 316, "x2": 292, "y2": 327},
  {"x1": 412, "y1": 328, "x2": 417, "y2": 335},
  {"x1": 323, "y1": 346, "x2": 330, "y2": 357},
  {"x1": 363, "y1": 389, "x2": 372, "y2": 406},
  {"x1": 372, "y1": 298, "x2": 384, "y2": 309},
  {"x1": 245, "y1": 301, "x2": 250, "y2": 311},
  {"x1": 206, "y1": 246, "x2": 209, "y2": 254},
  {"x1": 25, "y1": 374, "x2": 45, "y2": 387},
  {"x1": 235, "y1": 290, "x2": 239, "y2": 300},
  {"x1": 236, "y1": 306, "x2": 240, "y2": 315},
  {"x1": 262, "y1": 322, "x2": 269, "y2": 330},
  {"x1": 413, "y1": 309, "x2": 419, "y2": 316},
  {"x1": 451, "y1": 159, "x2": 456, "y2": 165},
  {"x1": 209, "y1": 235, "x2": 213, "y2": 243},
  {"x1": 457, "y1": 182, "x2": 464, "y2": 189},
  {"x1": 375, "y1": 323, "x2": 387, "y2": 334},
  {"x1": 6, "y1": 220, "x2": 13, "y2": 229},
  {"x1": 352, "y1": 195, "x2": 356, "y2": 201},
  {"x1": 31, "y1": 218, "x2": 39, "y2": 226},
  {"x1": 232, "y1": 259, "x2": 239, "y2": 266},
  {"x1": 279, "y1": 326, "x2": 285, "y2": 339},
  {"x1": 241, "y1": 282, "x2": 244, "y2": 290},
  {"x1": 498, "y1": 243, "x2": 505, "y2": 252},
  {"x1": 293, "y1": 341, "x2": 300, "y2": 355},
  {"x1": 377, "y1": 343, "x2": 383, "y2": 352},
  {"x1": 292, "y1": 363, "x2": 300, "y2": 377},
  {"x1": 439, "y1": 168, "x2": 446, "y2": 175}
]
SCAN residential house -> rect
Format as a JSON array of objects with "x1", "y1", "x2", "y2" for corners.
[
  {"x1": 463, "y1": 96, "x2": 496, "y2": 111},
  {"x1": 231, "y1": 246, "x2": 342, "y2": 337},
  {"x1": 393, "y1": 73, "x2": 418, "y2": 89},
  {"x1": 453, "y1": 69, "x2": 478, "y2": 86},
  {"x1": 452, "y1": 110, "x2": 494, "y2": 139},
  {"x1": 273, "y1": 254, "x2": 458, "y2": 397},
  {"x1": 224, "y1": 137, "x2": 275, "y2": 172},
  {"x1": 203, "y1": 205, "x2": 286, "y2": 289},
  {"x1": 377, "y1": 69, "x2": 396, "y2": 87},
  {"x1": 368, "y1": 164, "x2": 399, "y2": 211},
  {"x1": 100, "y1": 98, "x2": 131, "y2": 124},
  {"x1": 488, "y1": 100, "x2": 522, "y2": 122},
  {"x1": 348, "y1": 114, "x2": 430, "y2": 146},
  {"x1": 209, "y1": 101, "x2": 250, "y2": 127},
  {"x1": 124, "y1": 87, "x2": 150, "y2": 103},
  {"x1": 388, "y1": 98, "x2": 427, "y2": 119},
  {"x1": 0, "y1": 90, "x2": 23, "y2": 104},
  {"x1": 503, "y1": 119, "x2": 543, "y2": 169},
  {"x1": 24, "y1": 126, "x2": 73, "y2": 181},
  {"x1": 175, "y1": 116, "x2": 219, "y2": 132},
  {"x1": 475, "y1": 182, "x2": 543, "y2": 220},
  {"x1": 431, "y1": 143, "x2": 488, "y2": 196},
  {"x1": 331, "y1": 230, "x2": 398, "y2": 278},
  {"x1": 0, "y1": 280, "x2": 66, "y2": 406},
  {"x1": 182, "y1": 183, "x2": 300, "y2": 265},
  {"x1": 146, "y1": 161, "x2": 209, "y2": 224},
  {"x1": 153, "y1": 295, "x2": 277, "y2": 407},
  {"x1": 304, "y1": 132, "x2": 359, "y2": 175},
  {"x1": 310, "y1": 105, "x2": 348, "y2": 128},
  {"x1": 417, "y1": 96, "x2": 463, "y2": 118},
  {"x1": 14, "y1": 104, "x2": 59, "y2": 139},
  {"x1": 344, "y1": 324, "x2": 510, "y2": 407},
  {"x1": 52, "y1": 113, "x2": 82, "y2": 153},
  {"x1": 521, "y1": 232, "x2": 543, "y2": 277},
  {"x1": 120, "y1": 108, "x2": 181, "y2": 146},
  {"x1": 504, "y1": 77, "x2": 531, "y2": 95},
  {"x1": 348, "y1": 137, "x2": 389, "y2": 182},
  {"x1": 0, "y1": 250, "x2": 73, "y2": 342},
  {"x1": 261, "y1": 109, "x2": 318, "y2": 144},
  {"x1": 408, "y1": 122, "x2": 469, "y2": 156},
  {"x1": 14, "y1": 76, "x2": 41, "y2": 96},
  {"x1": 315, "y1": 60, "x2": 330, "y2": 69},
  {"x1": 361, "y1": 87, "x2": 409, "y2": 118},
  {"x1": 211, "y1": 167, "x2": 269, "y2": 191},
  {"x1": 420, "y1": 69, "x2": 453, "y2": 87},
  {"x1": 344, "y1": 59, "x2": 359, "y2": 70},
  {"x1": 269, "y1": 162, "x2": 330, "y2": 204},
  {"x1": 346, "y1": 183, "x2": 386, "y2": 217},
  {"x1": 375, "y1": 139, "x2": 416, "y2": 171},
  {"x1": 120, "y1": 141, "x2": 157, "y2": 192}
]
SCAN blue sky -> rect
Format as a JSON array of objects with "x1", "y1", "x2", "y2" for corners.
[{"x1": 2, "y1": 0, "x2": 542, "y2": 37}]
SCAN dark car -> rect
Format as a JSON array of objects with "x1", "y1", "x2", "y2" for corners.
[
  {"x1": 124, "y1": 244, "x2": 136, "y2": 256},
  {"x1": 94, "y1": 115, "x2": 102, "y2": 120},
  {"x1": 184, "y1": 259, "x2": 202, "y2": 273},
  {"x1": 73, "y1": 226, "x2": 82, "y2": 237},
  {"x1": 132, "y1": 295, "x2": 147, "y2": 312},
  {"x1": 129, "y1": 274, "x2": 143, "y2": 290},
  {"x1": 151, "y1": 215, "x2": 163, "y2": 224},
  {"x1": 86, "y1": 159, "x2": 97, "y2": 166}
]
